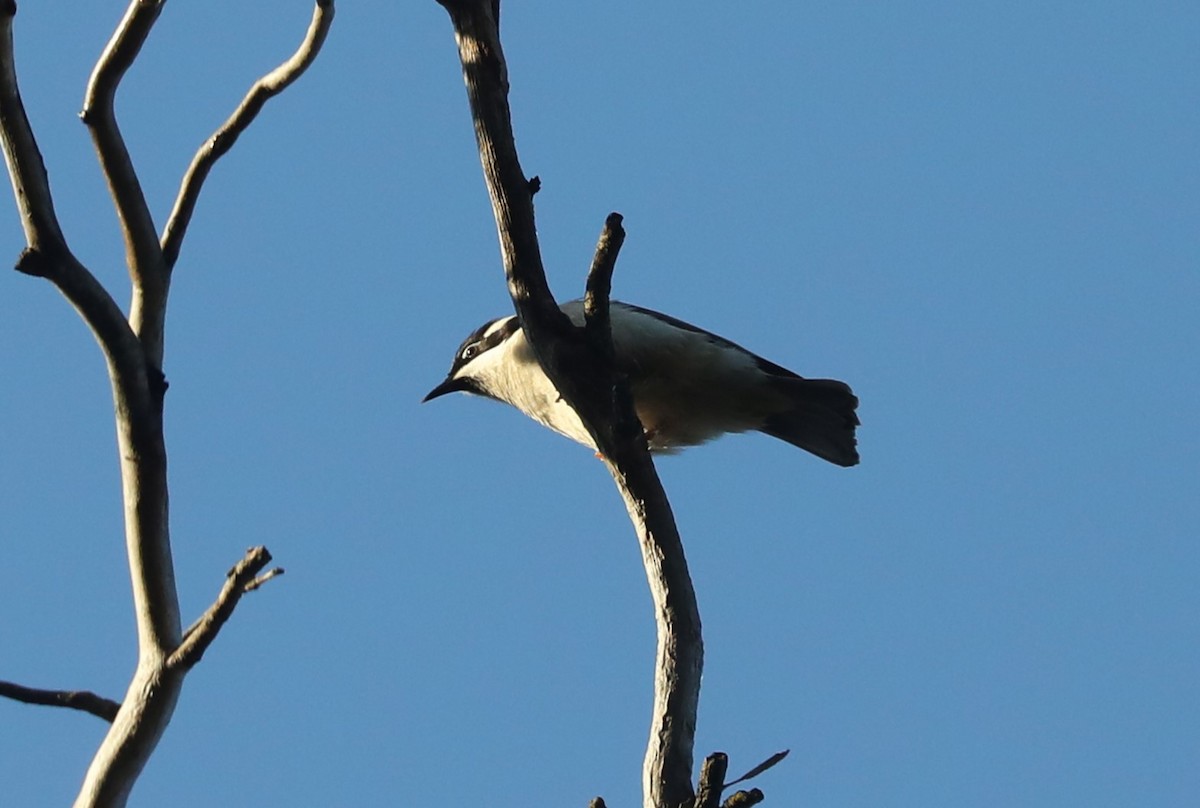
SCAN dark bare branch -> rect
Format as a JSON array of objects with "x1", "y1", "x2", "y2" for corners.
[
  {"x1": 436, "y1": 4, "x2": 702, "y2": 807},
  {"x1": 436, "y1": 0, "x2": 568, "y2": 339},
  {"x1": 161, "y1": 0, "x2": 335, "y2": 271},
  {"x1": 81, "y1": 0, "x2": 169, "y2": 366},
  {"x1": 693, "y1": 752, "x2": 728, "y2": 808},
  {"x1": 169, "y1": 547, "x2": 277, "y2": 671},
  {"x1": 583, "y1": 212, "x2": 626, "y2": 366},
  {"x1": 0, "y1": 2, "x2": 64, "y2": 249},
  {"x1": 0, "y1": 680, "x2": 120, "y2": 723}
]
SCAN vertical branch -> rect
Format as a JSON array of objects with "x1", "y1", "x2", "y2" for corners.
[
  {"x1": 81, "y1": 0, "x2": 169, "y2": 368},
  {"x1": 1, "y1": 6, "x2": 182, "y2": 807},
  {"x1": 436, "y1": 3, "x2": 703, "y2": 807},
  {"x1": 0, "y1": 1, "x2": 62, "y2": 251},
  {"x1": 437, "y1": 0, "x2": 569, "y2": 344}
]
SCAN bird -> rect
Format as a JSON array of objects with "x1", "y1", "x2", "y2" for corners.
[{"x1": 424, "y1": 300, "x2": 859, "y2": 466}]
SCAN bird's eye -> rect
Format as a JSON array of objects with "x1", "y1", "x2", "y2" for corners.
[{"x1": 461, "y1": 343, "x2": 479, "y2": 361}]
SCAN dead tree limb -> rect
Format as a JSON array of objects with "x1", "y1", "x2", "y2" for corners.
[
  {"x1": 170, "y1": 547, "x2": 282, "y2": 671},
  {"x1": 80, "y1": 0, "x2": 170, "y2": 369},
  {"x1": 162, "y1": 0, "x2": 335, "y2": 271},
  {"x1": 435, "y1": 3, "x2": 703, "y2": 807},
  {"x1": 693, "y1": 753, "x2": 729, "y2": 808},
  {"x1": 0, "y1": 681, "x2": 120, "y2": 723},
  {"x1": 0, "y1": 3, "x2": 332, "y2": 806}
]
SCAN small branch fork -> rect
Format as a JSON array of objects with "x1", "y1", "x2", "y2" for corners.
[
  {"x1": 170, "y1": 548, "x2": 284, "y2": 671},
  {"x1": 0, "y1": 2, "x2": 331, "y2": 806},
  {"x1": 0, "y1": 547, "x2": 282, "y2": 726}
]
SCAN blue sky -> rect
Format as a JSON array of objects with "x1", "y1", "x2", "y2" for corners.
[{"x1": 2, "y1": 2, "x2": 1197, "y2": 806}]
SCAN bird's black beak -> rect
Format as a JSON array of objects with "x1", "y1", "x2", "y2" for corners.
[{"x1": 422, "y1": 376, "x2": 471, "y2": 403}]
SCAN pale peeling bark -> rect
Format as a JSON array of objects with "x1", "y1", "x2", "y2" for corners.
[{"x1": 0, "y1": 3, "x2": 330, "y2": 805}]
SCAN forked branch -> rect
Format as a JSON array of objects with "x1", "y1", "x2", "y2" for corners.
[
  {"x1": 81, "y1": 0, "x2": 170, "y2": 365},
  {"x1": 0, "y1": 6, "x2": 134, "y2": 357},
  {"x1": 2, "y1": 3, "x2": 333, "y2": 806},
  {"x1": 162, "y1": 0, "x2": 335, "y2": 271},
  {"x1": 170, "y1": 547, "x2": 283, "y2": 671},
  {"x1": 436, "y1": 3, "x2": 702, "y2": 807}
]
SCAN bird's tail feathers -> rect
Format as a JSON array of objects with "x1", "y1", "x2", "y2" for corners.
[{"x1": 760, "y1": 378, "x2": 860, "y2": 467}]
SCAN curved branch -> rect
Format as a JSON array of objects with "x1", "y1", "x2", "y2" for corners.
[
  {"x1": 161, "y1": 0, "x2": 335, "y2": 272},
  {"x1": 0, "y1": 2, "x2": 63, "y2": 249},
  {"x1": 0, "y1": 680, "x2": 121, "y2": 723},
  {"x1": 81, "y1": 0, "x2": 169, "y2": 366},
  {"x1": 436, "y1": 4, "x2": 702, "y2": 807},
  {"x1": 0, "y1": 9, "x2": 146, "y2": 381},
  {"x1": 3, "y1": 10, "x2": 181, "y2": 807},
  {"x1": 5, "y1": 4, "x2": 330, "y2": 804}
]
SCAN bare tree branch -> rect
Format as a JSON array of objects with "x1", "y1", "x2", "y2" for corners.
[
  {"x1": 6, "y1": 2, "x2": 178, "y2": 666},
  {"x1": 583, "y1": 212, "x2": 625, "y2": 366},
  {"x1": 161, "y1": 0, "x2": 335, "y2": 271},
  {"x1": 0, "y1": 7, "x2": 136, "y2": 358},
  {"x1": 693, "y1": 753, "x2": 728, "y2": 808},
  {"x1": 4, "y1": 3, "x2": 331, "y2": 804},
  {"x1": 80, "y1": 0, "x2": 170, "y2": 368},
  {"x1": 0, "y1": 0, "x2": 62, "y2": 248},
  {"x1": 0, "y1": 680, "x2": 120, "y2": 723},
  {"x1": 721, "y1": 790, "x2": 764, "y2": 808},
  {"x1": 244, "y1": 566, "x2": 286, "y2": 593},
  {"x1": 170, "y1": 547, "x2": 278, "y2": 671},
  {"x1": 436, "y1": 0, "x2": 569, "y2": 340},
  {"x1": 436, "y1": 4, "x2": 703, "y2": 807}
]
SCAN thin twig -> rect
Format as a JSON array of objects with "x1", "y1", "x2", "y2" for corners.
[
  {"x1": 723, "y1": 749, "x2": 789, "y2": 789},
  {"x1": 169, "y1": 547, "x2": 277, "y2": 671},
  {"x1": 244, "y1": 567, "x2": 285, "y2": 593},
  {"x1": 0, "y1": 680, "x2": 120, "y2": 723},
  {"x1": 583, "y1": 212, "x2": 626, "y2": 363},
  {"x1": 161, "y1": 0, "x2": 335, "y2": 271}
]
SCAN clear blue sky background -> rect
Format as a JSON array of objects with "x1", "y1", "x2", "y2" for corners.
[{"x1": 2, "y1": 2, "x2": 1197, "y2": 806}]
